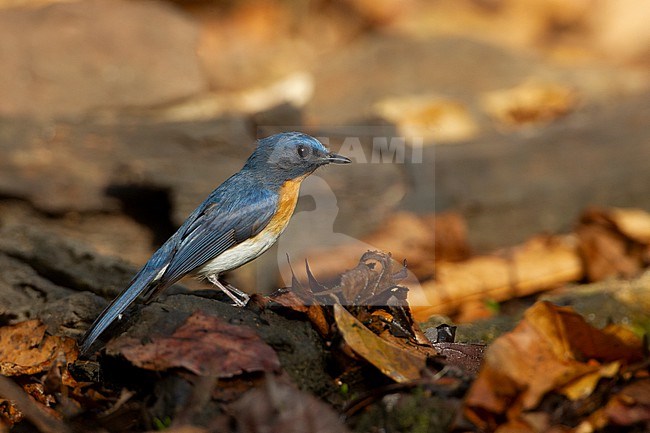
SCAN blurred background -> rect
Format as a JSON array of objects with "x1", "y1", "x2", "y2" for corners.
[{"x1": 1, "y1": 0, "x2": 650, "y2": 296}]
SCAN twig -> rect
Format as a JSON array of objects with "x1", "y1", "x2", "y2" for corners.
[{"x1": 0, "y1": 375, "x2": 72, "y2": 433}]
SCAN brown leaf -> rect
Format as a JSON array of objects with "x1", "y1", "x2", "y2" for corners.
[
  {"x1": 607, "y1": 208, "x2": 650, "y2": 244},
  {"x1": 107, "y1": 311, "x2": 280, "y2": 377},
  {"x1": 279, "y1": 252, "x2": 430, "y2": 346},
  {"x1": 0, "y1": 320, "x2": 78, "y2": 376},
  {"x1": 430, "y1": 342, "x2": 486, "y2": 377},
  {"x1": 334, "y1": 304, "x2": 426, "y2": 383},
  {"x1": 481, "y1": 81, "x2": 577, "y2": 127},
  {"x1": 306, "y1": 304, "x2": 332, "y2": 339},
  {"x1": 0, "y1": 375, "x2": 72, "y2": 433},
  {"x1": 288, "y1": 250, "x2": 411, "y2": 308},
  {"x1": 413, "y1": 235, "x2": 582, "y2": 319},
  {"x1": 335, "y1": 250, "x2": 409, "y2": 306},
  {"x1": 577, "y1": 207, "x2": 650, "y2": 281},
  {"x1": 464, "y1": 302, "x2": 643, "y2": 430},
  {"x1": 374, "y1": 95, "x2": 479, "y2": 143},
  {"x1": 268, "y1": 290, "x2": 310, "y2": 314},
  {"x1": 425, "y1": 212, "x2": 472, "y2": 263}
]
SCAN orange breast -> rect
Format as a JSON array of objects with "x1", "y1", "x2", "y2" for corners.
[{"x1": 265, "y1": 175, "x2": 307, "y2": 236}]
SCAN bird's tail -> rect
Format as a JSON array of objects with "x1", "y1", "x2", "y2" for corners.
[{"x1": 79, "y1": 270, "x2": 155, "y2": 354}]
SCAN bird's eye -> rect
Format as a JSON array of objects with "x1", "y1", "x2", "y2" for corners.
[{"x1": 297, "y1": 145, "x2": 308, "y2": 158}]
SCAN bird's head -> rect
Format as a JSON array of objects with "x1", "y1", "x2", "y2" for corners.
[{"x1": 244, "y1": 132, "x2": 350, "y2": 182}]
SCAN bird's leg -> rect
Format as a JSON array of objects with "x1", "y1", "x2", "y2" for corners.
[{"x1": 206, "y1": 274, "x2": 249, "y2": 307}]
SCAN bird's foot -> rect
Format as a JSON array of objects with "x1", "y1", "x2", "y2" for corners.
[{"x1": 206, "y1": 275, "x2": 250, "y2": 307}]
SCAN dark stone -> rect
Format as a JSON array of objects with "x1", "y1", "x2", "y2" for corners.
[
  {"x1": 107, "y1": 294, "x2": 335, "y2": 397},
  {"x1": 0, "y1": 117, "x2": 253, "y2": 221},
  {"x1": 0, "y1": 225, "x2": 133, "y2": 337}
]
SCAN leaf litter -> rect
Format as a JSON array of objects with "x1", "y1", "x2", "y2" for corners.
[{"x1": 1, "y1": 207, "x2": 650, "y2": 432}]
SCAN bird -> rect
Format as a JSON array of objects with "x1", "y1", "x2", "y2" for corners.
[{"x1": 80, "y1": 132, "x2": 351, "y2": 353}]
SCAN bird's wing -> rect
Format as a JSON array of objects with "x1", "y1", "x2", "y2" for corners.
[
  {"x1": 157, "y1": 187, "x2": 277, "y2": 285},
  {"x1": 80, "y1": 182, "x2": 277, "y2": 354}
]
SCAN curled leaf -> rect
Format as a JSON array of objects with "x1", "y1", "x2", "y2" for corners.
[{"x1": 334, "y1": 304, "x2": 426, "y2": 383}]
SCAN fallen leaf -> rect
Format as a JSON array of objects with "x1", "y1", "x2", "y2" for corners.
[
  {"x1": 334, "y1": 304, "x2": 426, "y2": 383},
  {"x1": 334, "y1": 251, "x2": 409, "y2": 306},
  {"x1": 413, "y1": 235, "x2": 582, "y2": 319},
  {"x1": 107, "y1": 311, "x2": 280, "y2": 377},
  {"x1": 481, "y1": 81, "x2": 577, "y2": 127},
  {"x1": 374, "y1": 95, "x2": 479, "y2": 143},
  {"x1": 577, "y1": 207, "x2": 650, "y2": 281},
  {"x1": 424, "y1": 212, "x2": 471, "y2": 263},
  {"x1": 267, "y1": 289, "x2": 332, "y2": 339},
  {"x1": 0, "y1": 320, "x2": 78, "y2": 376},
  {"x1": 267, "y1": 289, "x2": 310, "y2": 314},
  {"x1": 464, "y1": 302, "x2": 644, "y2": 430},
  {"x1": 0, "y1": 397, "x2": 23, "y2": 426},
  {"x1": 559, "y1": 361, "x2": 620, "y2": 401},
  {"x1": 0, "y1": 375, "x2": 72, "y2": 433},
  {"x1": 609, "y1": 208, "x2": 650, "y2": 243},
  {"x1": 430, "y1": 342, "x2": 486, "y2": 377}
]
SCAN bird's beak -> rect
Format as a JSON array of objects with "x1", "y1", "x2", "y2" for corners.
[{"x1": 324, "y1": 152, "x2": 351, "y2": 164}]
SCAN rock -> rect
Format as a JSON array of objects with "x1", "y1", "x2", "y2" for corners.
[
  {"x1": 429, "y1": 92, "x2": 650, "y2": 250},
  {"x1": 0, "y1": 223, "x2": 336, "y2": 410},
  {"x1": 305, "y1": 34, "x2": 648, "y2": 128},
  {"x1": 0, "y1": 0, "x2": 207, "y2": 119},
  {"x1": 0, "y1": 224, "x2": 134, "y2": 297},
  {"x1": 0, "y1": 117, "x2": 252, "y2": 219},
  {"x1": 305, "y1": 35, "x2": 544, "y2": 126},
  {"x1": 0, "y1": 225, "x2": 134, "y2": 337},
  {"x1": 100, "y1": 294, "x2": 333, "y2": 396}
]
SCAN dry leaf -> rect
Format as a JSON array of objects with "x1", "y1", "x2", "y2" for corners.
[
  {"x1": 335, "y1": 251, "x2": 410, "y2": 306},
  {"x1": 430, "y1": 342, "x2": 486, "y2": 377},
  {"x1": 481, "y1": 81, "x2": 577, "y2": 127},
  {"x1": 412, "y1": 235, "x2": 582, "y2": 319},
  {"x1": 268, "y1": 290, "x2": 310, "y2": 314},
  {"x1": 334, "y1": 304, "x2": 426, "y2": 383},
  {"x1": 464, "y1": 302, "x2": 644, "y2": 430},
  {"x1": 374, "y1": 95, "x2": 479, "y2": 143},
  {"x1": 577, "y1": 207, "x2": 650, "y2": 281},
  {"x1": 609, "y1": 208, "x2": 650, "y2": 243},
  {"x1": 107, "y1": 311, "x2": 280, "y2": 377},
  {"x1": 0, "y1": 320, "x2": 78, "y2": 376},
  {"x1": 280, "y1": 251, "x2": 433, "y2": 363},
  {"x1": 287, "y1": 251, "x2": 411, "y2": 308},
  {"x1": 268, "y1": 290, "x2": 332, "y2": 339}
]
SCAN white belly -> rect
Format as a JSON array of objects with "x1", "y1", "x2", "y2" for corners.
[
  {"x1": 195, "y1": 176, "x2": 304, "y2": 280},
  {"x1": 195, "y1": 229, "x2": 280, "y2": 278}
]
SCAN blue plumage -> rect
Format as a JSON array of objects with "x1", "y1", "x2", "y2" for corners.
[{"x1": 80, "y1": 132, "x2": 350, "y2": 354}]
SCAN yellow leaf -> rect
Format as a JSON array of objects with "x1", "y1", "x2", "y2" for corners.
[{"x1": 334, "y1": 304, "x2": 426, "y2": 383}]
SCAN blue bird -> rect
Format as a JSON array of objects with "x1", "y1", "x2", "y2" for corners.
[{"x1": 80, "y1": 132, "x2": 350, "y2": 353}]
